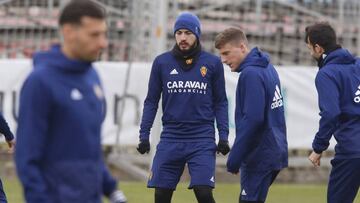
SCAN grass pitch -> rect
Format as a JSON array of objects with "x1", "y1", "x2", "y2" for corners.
[{"x1": 4, "y1": 179, "x2": 360, "y2": 203}]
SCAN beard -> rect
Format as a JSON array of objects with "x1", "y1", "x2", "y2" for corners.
[{"x1": 177, "y1": 41, "x2": 196, "y2": 51}]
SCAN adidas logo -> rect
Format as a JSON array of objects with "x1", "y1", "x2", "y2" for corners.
[
  {"x1": 170, "y1": 69, "x2": 178, "y2": 75},
  {"x1": 271, "y1": 85, "x2": 283, "y2": 109},
  {"x1": 354, "y1": 85, "x2": 360, "y2": 103},
  {"x1": 210, "y1": 176, "x2": 214, "y2": 183},
  {"x1": 241, "y1": 189, "x2": 247, "y2": 196}
]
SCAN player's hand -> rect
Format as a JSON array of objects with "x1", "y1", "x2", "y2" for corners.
[
  {"x1": 308, "y1": 151, "x2": 322, "y2": 167},
  {"x1": 226, "y1": 159, "x2": 239, "y2": 175},
  {"x1": 6, "y1": 139, "x2": 15, "y2": 153},
  {"x1": 137, "y1": 139, "x2": 150, "y2": 154},
  {"x1": 110, "y1": 190, "x2": 127, "y2": 203},
  {"x1": 217, "y1": 140, "x2": 230, "y2": 155},
  {"x1": 227, "y1": 167, "x2": 239, "y2": 175}
]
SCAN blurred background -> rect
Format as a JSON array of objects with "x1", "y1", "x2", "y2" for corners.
[
  {"x1": 0, "y1": 0, "x2": 360, "y2": 202},
  {"x1": 1, "y1": 0, "x2": 360, "y2": 64}
]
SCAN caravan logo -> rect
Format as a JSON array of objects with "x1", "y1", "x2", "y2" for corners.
[
  {"x1": 271, "y1": 85, "x2": 283, "y2": 109},
  {"x1": 166, "y1": 80, "x2": 208, "y2": 95},
  {"x1": 354, "y1": 85, "x2": 360, "y2": 103}
]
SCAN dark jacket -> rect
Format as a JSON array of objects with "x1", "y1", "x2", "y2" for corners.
[
  {"x1": 312, "y1": 48, "x2": 360, "y2": 159},
  {"x1": 227, "y1": 47, "x2": 288, "y2": 172},
  {"x1": 15, "y1": 45, "x2": 117, "y2": 203}
]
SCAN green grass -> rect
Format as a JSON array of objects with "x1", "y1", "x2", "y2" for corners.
[
  {"x1": 3, "y1": 179, "x2": 360, "y2": 203},
  {"x1": 2, "y1": 179, "x2": 23, "y2": 203},
  {"x1": 119, "y1": 182, "x2": 360, "y2": 203}
]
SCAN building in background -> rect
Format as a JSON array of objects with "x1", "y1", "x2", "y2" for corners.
[{"x1": 0, "y1": 0, "x2": 359, "y2": 65}]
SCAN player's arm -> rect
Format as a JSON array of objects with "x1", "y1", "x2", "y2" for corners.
[
  {"x1": 15, "y1": 73, "x2": 52, "y2": 203},
  {"x1": 227, "y1": 70, "x2": 265, "y2": 173},
  {"x1": 102, "y1": 161, "x2": 127, "y2": 202},
  {"x1": 137, "y1": 58, "x2": 162, "y2": 154},
  {"x1": 0, "y1": 113, "x2": 15, "y2": 150},
  {"x1": 309, "y1": 71, "x2": 340, "y2": 165},
  {"x1": 102, "y1": 160, "x2": 117, "y2": 197},
  {"x1": 92, "y1": 69, "x2": 107, "y2": 123},
  {"x1": 212, "y1": 59, "x2": 230, "y2": 155}
]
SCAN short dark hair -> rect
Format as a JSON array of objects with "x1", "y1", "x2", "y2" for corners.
[
  {"x1": 214, "y1": 27, "x2": 248, "y2": 49},
  {"x1": 59, "y1": 0, "x2": 106, "y2": 26},
  {"x1": 305, "y1": 22, "x2": 338, "y2": 52}
]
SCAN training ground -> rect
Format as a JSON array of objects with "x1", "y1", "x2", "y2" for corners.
[{"x1": 2, "y1": 179, "x2": 360, "y2": 203}]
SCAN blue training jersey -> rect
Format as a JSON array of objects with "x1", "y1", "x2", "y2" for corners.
[
  {"x1": 313, "y1": 48, "x2": 360, "y2": 159},
  {"x1": 227, "y1": 47, "x2": 288, "y2": 172},
  {"x1": 15, "y1": 45, "x2": 117, "y2": 203},
  {"x1": 139, "y1": 50, "x2": 229, "y2": 142}
]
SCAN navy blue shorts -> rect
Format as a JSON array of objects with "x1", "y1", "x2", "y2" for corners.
[
  {"x1": 147, "y1": 141, "x2": 216, "y2": 190},
  {"x1": 239, "y1": 169, "x2": 279, "y2": 202},
  {"x1": 328, "y1": 158, "x2": 360, "y2": 203}
]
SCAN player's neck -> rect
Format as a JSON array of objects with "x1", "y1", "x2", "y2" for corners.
[{"x1": 61, "y1": 43, "x2": 79, "y2": 60}]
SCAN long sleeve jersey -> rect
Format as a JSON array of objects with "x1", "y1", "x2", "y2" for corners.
[
  {"x1": 15, "y1": 45, "x2": 117, "y2": 203},
  {"x1": 227, "y1": 47, "x2": 288, "y2": 172},
  {"x1": 312, "y1": 48, "x2": 360, "y2": 159},
  {"x1": 139, "y1": 50, "x2": 229, "y2": 142}
]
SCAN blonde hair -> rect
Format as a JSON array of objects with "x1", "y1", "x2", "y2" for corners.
[{"x1": 214, "y1": 27, "x2": 248, "y2": 49}]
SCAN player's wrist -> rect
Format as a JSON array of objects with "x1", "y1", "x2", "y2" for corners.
[
  {"x1": 219, "y1": 134, "x2": 229, "y2": 141},
  {"x1": 139, "y1": 133, "x2": 150, "y2": 142},
  {"x1": 5, "y1": 133, "x2": 14, "y2": 142},
  {"x1": 313, "y1": 148, "x2": 323, "y2": 154},
  {"x1": 139, "y1": 139, "x2": 150, "y2": 144}
]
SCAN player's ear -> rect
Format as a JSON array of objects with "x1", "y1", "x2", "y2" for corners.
[
  {"x1": 61, "y1": 24, "x2": 77, "y2": 42},
  {"x1": 314, "y1": 44, "x2": 324, "y2": 54},
  {"x1": 239, "y1": 42, "x2": 247, "y2": 53}
]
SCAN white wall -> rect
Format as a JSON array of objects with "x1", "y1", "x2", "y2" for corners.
[{"x1": 0, "y1": 59, "x2": 335, "y2": 149}]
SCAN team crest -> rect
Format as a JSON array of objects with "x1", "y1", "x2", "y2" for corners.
[
  {"x1": 93, "y1": 84, "x2": 104, "y2": 99},
  {"x1": 185, "y1": 58, "x2": 193, "y2": 65},
  {"x1": 200, "y1": 66, "x2": 207, "y2": 77}
]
